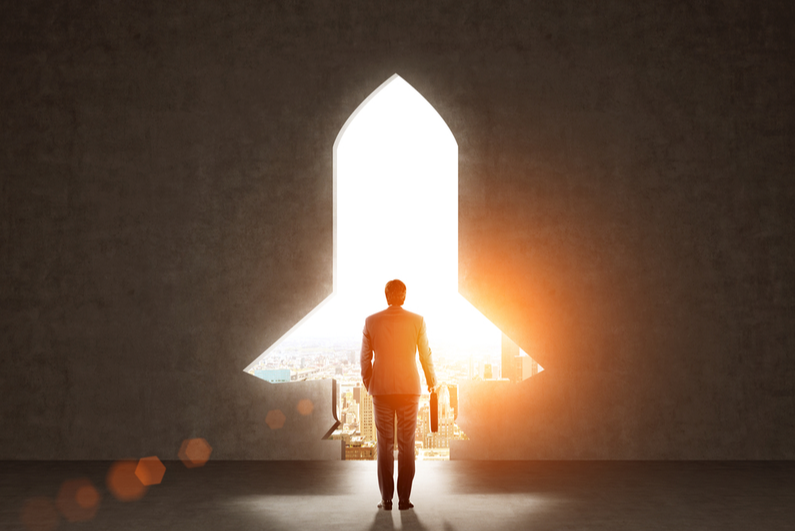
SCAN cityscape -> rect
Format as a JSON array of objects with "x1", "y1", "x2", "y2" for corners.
[{"x1": 247, "y1": 334, "x2": 541, "y2": 460}]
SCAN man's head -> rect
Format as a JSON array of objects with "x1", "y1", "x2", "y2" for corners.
[{"x1": 385, "y1": 279, "x2": 407, "y2": 306}]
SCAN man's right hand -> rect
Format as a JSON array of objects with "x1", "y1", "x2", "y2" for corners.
[{"x1": 428, "y1": 382, "x2": 443, "y2": 394}]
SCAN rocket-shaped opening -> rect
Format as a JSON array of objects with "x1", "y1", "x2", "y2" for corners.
[{"x1": 245, "y1": 75, "x2": 542, "y2": 458}]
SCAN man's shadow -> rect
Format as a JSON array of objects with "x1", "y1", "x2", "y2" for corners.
[
  {"x1": 400, "y1": 510, "x2": 433, "y2": 531},
  {"x1": 367, "y1": 510, "x2": 394, "y2": 531},
  {"x1": 368, "y1": 509, "x2": 445, "y2": 531}
]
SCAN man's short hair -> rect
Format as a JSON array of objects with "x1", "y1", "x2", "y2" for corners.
[{"x1": 385, "y1": 279, "x2": 406, "y2": 306}]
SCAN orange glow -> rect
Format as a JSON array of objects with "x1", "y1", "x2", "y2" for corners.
[
  {"x1": 106, "y1": 460, "x2": 147, "y2": 501},
  {"x1": 297, "y1": 399, "x2": 314, "y2": 416},
  {"x1": 19, "y1": 497, "x2": 59, "y2": 531},
  {"x1": 178, "y1": 439, "x2": 197, "y2": 468},
  {"x1": 178, "y1": 438, "x2": 212, "y2": 468},
  {"x1": 265, "y1": 409, "x2": 286, "y2": 429},
  {"x1": 56, "y1": 478, "x2": 100, "y2": 522},
  {"x1": 135, "y1": 456, "x2": 166, "y2": 486},
  {"x1": 75, "y1": 485, "x2": 99, "y2": 508}
]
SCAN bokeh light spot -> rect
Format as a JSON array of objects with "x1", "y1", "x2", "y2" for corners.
[
  {"x1": 106, "y1": 460, "x2": 147, "y2": 501},
  {"x1": 135, "y1": 456, "x2": 166, "y2": 486},
  {"x1": 20, "y1": 497, "x2": 59, "y2": 531},
  {"x1": 266, "y1": 409, "x2": 287, "y2": 429},
  {"x1": 75, "y1": 485, "x2": 99, "y2": 509},
  {"x1": 178, "y1": 438, "x2": 212, "y2": 468},
  {"x1": 56, "y1": 478, "x2": 100, "y2": 522},
  {"x1": 297, "y1": 399, "x2": 314, "y2": 416},
  {"x1": 178, "y1": 439, "x2": 197, "y2": 468}
]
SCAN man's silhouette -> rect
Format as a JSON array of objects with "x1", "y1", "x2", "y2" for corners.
[{"x1": 361, "y1": 279, "x2": 438, "y2": 511}]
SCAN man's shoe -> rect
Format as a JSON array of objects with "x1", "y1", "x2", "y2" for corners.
[
  {"x1": 398, "y1": 501, "x2": 414, "y2": 511},
  {"x1": 378, "y1": 500, "x2": 393, "y2": 510}
]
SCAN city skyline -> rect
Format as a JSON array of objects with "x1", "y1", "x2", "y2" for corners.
[{"x1": 247, "y1": 332, "x2": 541, "y2": 460}]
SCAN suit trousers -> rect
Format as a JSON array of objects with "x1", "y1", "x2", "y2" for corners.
[{"x1": 371, "y1": 394, "x2": 420, "y2": 502}]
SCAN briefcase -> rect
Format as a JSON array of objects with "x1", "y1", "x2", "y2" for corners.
[{"x1": 430, "y1": 390, "x2": 438, "y2": 433}]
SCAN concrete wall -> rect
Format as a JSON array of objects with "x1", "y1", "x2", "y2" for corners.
[{"x1": 1, "y1": 1, "x2": 793, "y2": 459}]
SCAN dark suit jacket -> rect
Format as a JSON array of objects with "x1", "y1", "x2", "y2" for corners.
[{"x1": 360, "y1": 305, "x2": 437, "y2": 396}]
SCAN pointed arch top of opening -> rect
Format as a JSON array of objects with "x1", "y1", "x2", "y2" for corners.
[
  {"x1": 331, "y1": 74, "x2": 459, "y2": 300},
  {"x1": 333, "y1": 74, "x2": 457, "y2": 156}
]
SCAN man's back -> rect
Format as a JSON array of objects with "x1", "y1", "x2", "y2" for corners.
[
  {"x1": 361, "y1": 280, "x2": 437, "y2": 510},
  {"x1": 361, "y1": 305, "x2": 436, "y2": 396}
]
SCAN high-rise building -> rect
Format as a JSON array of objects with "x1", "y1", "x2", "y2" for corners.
[
  {"x1": 514, "y1": 355, "x2": 539, "y2": 382},
  {"x1": 417, "y1": 402, "x2": 430, "y2": 443},
  {"x1": 501, "y1": 333, "x2": 519, "y2": 381},
  {"x1": 483, "y1": 363, "x2": 493, "y2": 380},
  {"x1": 447, "y1": 384, "x2": 458, "y2": 420},
  {"x1": 345, "y1": 402, "x2": 358, "y2": 424},
  {"x1": 359, "y1": 386, "x2": 376, "y2": 442},
  {"x1": 426, "y1": 385, "x2": 456, "y2": 449}
]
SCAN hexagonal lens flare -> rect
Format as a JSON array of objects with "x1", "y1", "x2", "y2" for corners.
[
  {"x1": 135, "y1": 456, "x2": 167, "y2": 486},
  {"x1": 265, "y1": 409, "x2": 287, "y2": 430},
  {"x1": 178, "y1": 438, "x2": 213, "y2": 468},
  {"x1": 107, "y1": 460, "x2": 147, "y2": 501}
]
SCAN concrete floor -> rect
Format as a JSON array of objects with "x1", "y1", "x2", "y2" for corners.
[{"x1": 2, "y1": 461, "x2": 794, "y2": 530}]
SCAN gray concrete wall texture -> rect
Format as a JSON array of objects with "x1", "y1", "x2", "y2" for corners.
[{"x1": 1, "y1": 1, "x2": 793, "y2": 459}]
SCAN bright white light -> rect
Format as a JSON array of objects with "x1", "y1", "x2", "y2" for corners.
[{"x1": 249, "y1": 75, "x2": 503, "y2": 366}]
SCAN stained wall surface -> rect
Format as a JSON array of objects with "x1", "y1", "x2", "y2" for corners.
[{"x1": 1, "y1": 1, "x2": 793, "y2": 459}]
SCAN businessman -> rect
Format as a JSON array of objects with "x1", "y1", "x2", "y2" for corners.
[{"x1": 361, "y1": 279, "x2": 438, "y2": 511}]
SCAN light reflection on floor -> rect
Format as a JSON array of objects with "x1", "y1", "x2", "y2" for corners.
[
  {"x1": 3, "y1": 460, "x2": 794, "y2": 531},
  {"x1": 229, "y1": 462, "x2": 558, "y2": 531},
  {"x1": 231, "y1": 492, "x2": 554, "y2": 531}
]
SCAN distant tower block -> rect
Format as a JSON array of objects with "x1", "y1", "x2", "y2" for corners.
[
  {"x1": 514, "y1": 355, "x2": 538, "y2": 382},
  {"x1": 359, "y1": 387, "x2": 376, "y2": 442},
  {"x1": 501, "y1": 333, "x2": 520, "y2": 381},
  {"x1": 448, "y1": 384, "x2": 458, "y2": 420},
  {"x1": 483, "y1": 363, "x2": 493, "y2": 380}
]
